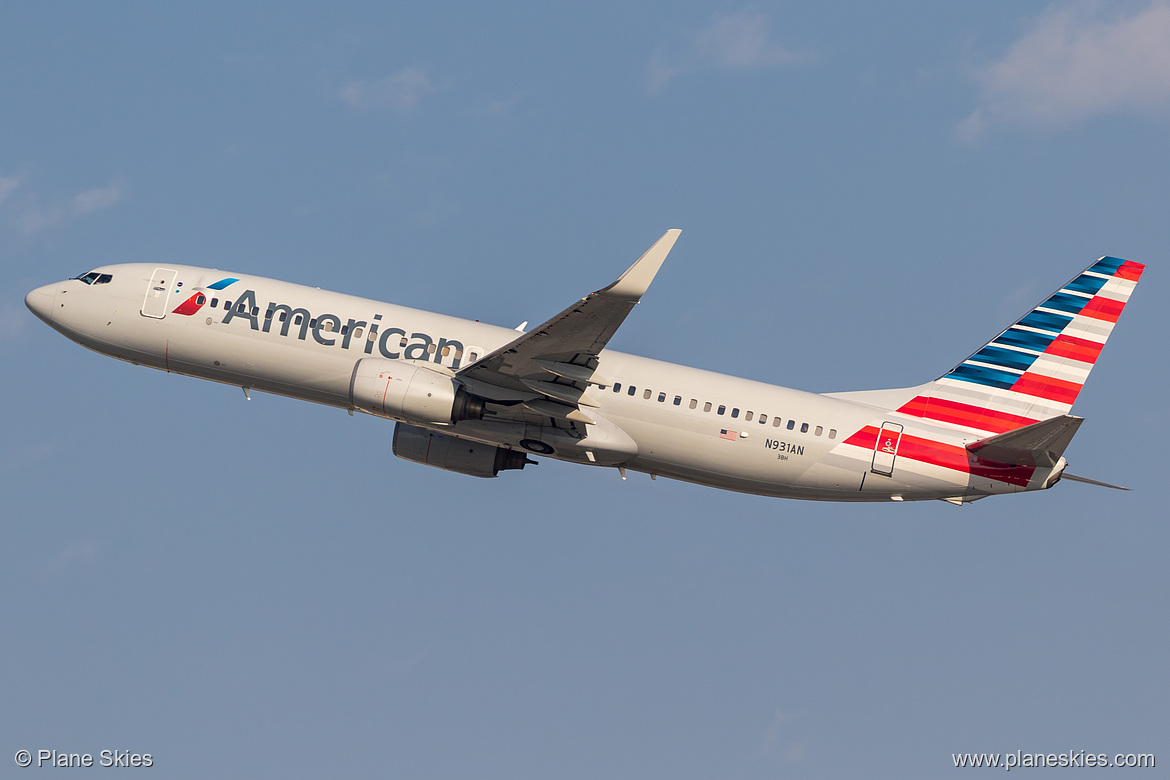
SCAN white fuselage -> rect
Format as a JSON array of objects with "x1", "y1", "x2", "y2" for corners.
[{"x1": 26, "y1": 263, "x2": 1048, "y2": 502}]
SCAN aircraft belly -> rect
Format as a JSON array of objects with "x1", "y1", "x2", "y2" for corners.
[{"x1": 163, "y1": 329, "x2": 353, "y2": 406}]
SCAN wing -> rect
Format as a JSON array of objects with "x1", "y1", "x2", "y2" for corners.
[{"x1": 457, "y1": 229, "x2": 680, "y2": 425}]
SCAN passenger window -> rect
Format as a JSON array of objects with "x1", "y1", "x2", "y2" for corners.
[
  {"x1": 689, "y1": 399, "x2": 697, "y2": 409},
  {"x1": 731, "y1": 408, "x2": 739, "y2": 418},
  {"x1": 367, "y1": 330, "x2": 376, "y2": 341},
  {"x1": 628, "y1": 386, "x2": 637, "y2": 396},
  {"x1": 211, "y1": 298, "x2": 218, "y2": 307},
  {"x1": 657, "y1": 392, "x2": 666, "y2": 402},
  {"x1": 310, "y1": 318, "x2": 318, "y2": 328},
  {"x1": 441, "y1": 346, "x2": 449, "y2": 356},
  {"x1": 703, "y1": 402, "x2": 712, "y2": 412},
  {"x1": 323, "y1": 320, "x2": 335, "y2": 332},
  {"x1": 787, "y1": 420, "x2": 795, "y2": 430},
  {"x1": 427, "y1": 343, "x2": 436, "y2": 353},
  {"x1": 758, "y1": 414, "x2": 767, "y2": 424},
  {"x1": 829, "y1": 429, "x2": 837, "y2": 439},
  {"x1": 643, "y1": 389, "x2": 652, "y2": 400},
  {"x1": 613, "y1": 383, "x2": 621, "y2": 392},
  {"x1": 340, "y1": 325, "x2": 349, "y2": 335},
  {"x1": 745, "y1": 411, "x2": 753, "y2": 421},
  {"x1": 801, "y1": 422, "x2": 809, "y2": 433},
  {"x1": 815, "y1": 426, "x2": 823, "y2": 436},
  {"x1": 237, "y1": 303, "x2": 246, "y2": 312},
  {"x1": 717, "y1": 405, "x2": 726, "y2": 415},
  {"x1": 195, "y1": 294, "x2": 206, "y2": 306},
  {"x1": 264, "y1": 309, "x2": 274, "y2": 320},
  {"x1": 774, "y1": 418, "x2": 782, "y2": 427},
  {"x1": 673, "y1": 395, "x2": 682, "y2": 406},
  {"x1": 224, "y1": 300, "x2": 231, "y2": 310},
  {"x1": 250, "y1": 306, "x2": 259, "y2": 316},
  {"x1": 355, "y1": 328, "x2": 364, "y2": 339},
  {"x1": 294, "y1": 314, "x2": 303, "y2": 325}
]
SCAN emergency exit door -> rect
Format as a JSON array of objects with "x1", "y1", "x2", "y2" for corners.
[{"x1": 871, "y1": 422, "x2": 904, "y2": 476}]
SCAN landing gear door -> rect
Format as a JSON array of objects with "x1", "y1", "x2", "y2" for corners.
[
  {"x1": 141, "y1": 268, "x2": 178, "y2": 319},
  {"x1": 871, "y1": 422, "x2": 904, "y2": 476}
]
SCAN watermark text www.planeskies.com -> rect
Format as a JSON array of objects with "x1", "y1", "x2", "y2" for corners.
[{"x1": 954, "y1": 750, "x2": 1154, "y2": 770}]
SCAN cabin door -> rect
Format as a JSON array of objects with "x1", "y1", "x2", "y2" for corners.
[{"x1": 141, "y1": 268, "x2": 178, "y2": 319}]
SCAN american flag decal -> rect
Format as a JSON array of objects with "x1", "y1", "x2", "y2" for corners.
[{"x1": 719, "y1": 429, "x2": 737, "y2": 441}]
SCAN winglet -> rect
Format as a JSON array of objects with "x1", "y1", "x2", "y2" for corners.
[{"x1": 600, "y1": 229, "x2": 681, "y2": 300}]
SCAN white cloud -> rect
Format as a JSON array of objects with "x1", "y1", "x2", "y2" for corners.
[
  {"x1": 649, "y1": 9, "x2": 807, "y2": 93},
  {"x1": 759, "y1": 708, "x2": 806, "y2": 763},
  {"x1": 10, "y1": 180, "x2": 123, "y2": 235},
  {"x1": 18, "y1": 206, "x2": 63, "y2": 236},
  {"x1": 694, "y1": 10, "x2": 804, "y2": 69},
  {"x1": 42, "y1": 538, "x2": 100, "y2": 581},
  {"x1": 339, "y1": 67, "x2": 434, "y2": 111},
  {"x1": 0, "y1": 174, "x2": 20, "y2": 207},
  {"x1": 73, "y1": 183, "x2": 123, "y2": 214},
  {"x1": 959, "y1": 1, "x2": 1170, "y2": 140}
]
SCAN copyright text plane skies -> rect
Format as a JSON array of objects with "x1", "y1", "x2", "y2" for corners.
[{"x1": 25, "y1": 231, "x2": 1143, "y2": 504}]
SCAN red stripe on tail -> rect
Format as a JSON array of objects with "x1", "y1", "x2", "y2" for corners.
[
  {"x1": 1115, "y1": 261, "x2": 1145, "y2": 281},
  {"x1": 1044, "y1": 334, "x2": 1104, "y2": 364},
  {"x1": 1010, "y1": 373, "x2": 1081, "y2": 404},
  {"x1": 896, "y1": 396, "x2": 1038, "y2": 434},
  {"x1": 1079, "y1": 296, "x2": 1125, "y2": 323}
]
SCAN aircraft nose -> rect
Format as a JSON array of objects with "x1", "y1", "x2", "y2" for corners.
[{"x1": 25, "y1": 283, "x2": 56, "y2": 324}]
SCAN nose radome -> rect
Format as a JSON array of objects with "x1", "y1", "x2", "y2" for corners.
[{"x1": 25, "y1": 284, "x2": 56, "y2": 324}]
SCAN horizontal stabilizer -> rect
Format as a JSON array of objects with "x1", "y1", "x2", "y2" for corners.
[
  {"x1": 1061, "y1": 472, "x2": 1130, "y2": 491},
  {"x1": 966, "y1": 414, "x2": 1083, "y2": 467}
]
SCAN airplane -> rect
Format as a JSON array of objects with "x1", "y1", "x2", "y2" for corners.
[{"x1": 25, "y1": 230, "x2": 1143, "y2": 504}]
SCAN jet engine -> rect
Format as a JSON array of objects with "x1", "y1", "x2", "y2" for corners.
[
  {"x1": 392, "y1": 423, "x2": 534, "y2": 478},
  {"x1": 349, "y1": 358, "x2": 484, "y2": 425}
]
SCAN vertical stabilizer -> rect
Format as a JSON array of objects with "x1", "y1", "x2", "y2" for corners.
[{"x1": 895, "y1": 257, "x2": 1144, "y2": 435}]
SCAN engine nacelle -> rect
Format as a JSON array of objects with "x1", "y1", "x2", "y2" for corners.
[
  {"x1": 392, "y1": 423, "x2": 533, "y2": 478},
  {"x1": 349, "y1": 358, "x2": 484, "y2": 425}
]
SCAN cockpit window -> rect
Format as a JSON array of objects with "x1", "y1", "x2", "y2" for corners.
[{"x1": 74, "y1": 271, "x2": 113, "y2": 285}]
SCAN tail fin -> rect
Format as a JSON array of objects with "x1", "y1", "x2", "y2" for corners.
[{"x1": 896, "y1": 257, "x2": 1144, "y2": 435}]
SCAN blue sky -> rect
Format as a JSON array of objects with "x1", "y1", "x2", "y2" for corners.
[{"x1": 2, "y1": 2, "x2": 1166, "y2": 777}]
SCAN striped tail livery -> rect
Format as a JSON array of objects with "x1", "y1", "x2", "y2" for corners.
[{"x1": 828, "y1": 256, "x2": 1145, "y2": 502}]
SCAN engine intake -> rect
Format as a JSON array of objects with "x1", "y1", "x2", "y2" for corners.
[
  {"x1": 350, "y1": 358, "x2": 484, "y2": 425},
  {"x1": 392, "y1": 423, "x2": 534, "y2": 478}
]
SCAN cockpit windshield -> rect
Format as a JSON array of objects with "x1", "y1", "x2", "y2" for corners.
[{"x1": 74, "y1": 271, "x2": 113, "y2": 285}]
